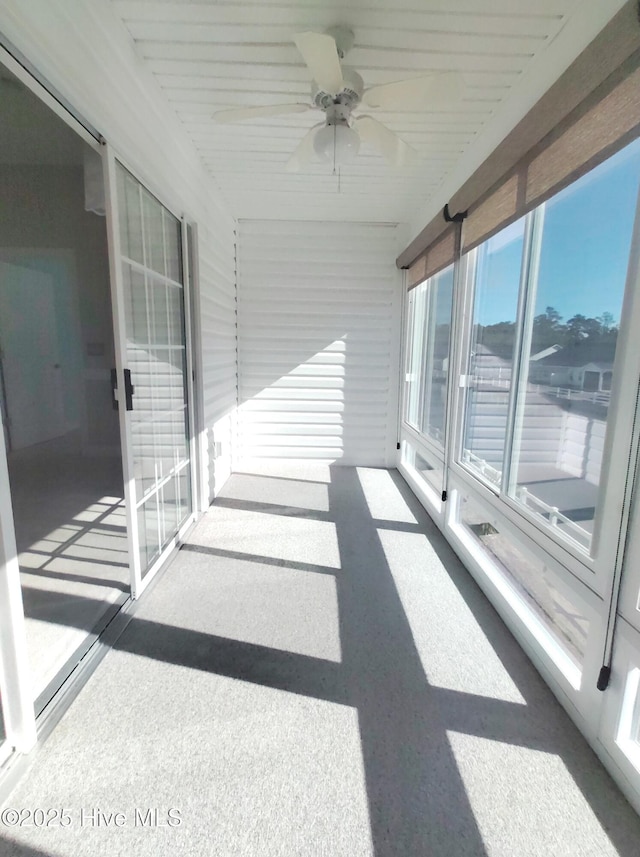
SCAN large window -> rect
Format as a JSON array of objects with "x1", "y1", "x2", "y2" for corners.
[
  {"x1": 457, "y1": 137, "x2": 640, "y2": 553},
  {"x1": 404, "y1": 264, "x2": 454, "y2": 446},
  {"x1": 509, "y1": 141, "x2": 640, "y2": 549}
]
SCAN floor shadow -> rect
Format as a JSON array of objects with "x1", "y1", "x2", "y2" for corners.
[
  {"x1": 212, "y1": 495, "x2": 334, "y2": 522},
  {"x1": 0, "y1": 836, "x2": 56, "y2": 857},
  {"x1": 9, "y1": 467, "x2": 640, "y2": 856},
  {"x1": 19, "y1": 586, "x2": 128, "y2": 635},
  {"x1": 20, "y1": 566, "x2": 129, "y2": 592},
  {"x1": 5, "y1": 432, "x2": 129, "y2": 704},
  {"x1": 328, "y1": 466, "x2": 489, "y2": 856},
  {"x1": 231, "y1": 472, "x2": 329, "y2": 486},
  {"x1": 180, "y1": 542, "x2": 338, "y2": 576},
  {"x1": 388, "y1": 468, "x2": 640, "y2": 856}
]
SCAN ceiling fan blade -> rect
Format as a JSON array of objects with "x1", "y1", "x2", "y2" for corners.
[
  {"x1": 362, "y1": 72, "x2": 463, "y2": 111},
  {"x1": 286, "y1": 123, "x2": 324, "y2": 173},
  {"x1": 214, "y1": 103, "x2": 313, "y2": 124},
  {"x1": 293, "y1": 31, "x2": 344, "y2": 95},
  {"x1": 354, "y1": 116, "x2": 420, "y2": 167}
]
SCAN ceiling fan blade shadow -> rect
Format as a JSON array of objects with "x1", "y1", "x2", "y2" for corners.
[
  {"x1": 214, "y1": 103, "x2": 313, "y2": 124},
  {"x1": 294, "y1": 31, "x2": 344, "y2": 95},
  {"x1": 362, "y1": 72, "x2": 463, "y2": 111},
  {"x1": 354, "y1": 116, "x2": 420, "y2": 167},
  {"x1": 286, "y1": 123, "x2": 325, "y2": 172}
]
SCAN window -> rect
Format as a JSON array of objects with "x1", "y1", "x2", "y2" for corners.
[
  {"x1": 404, "y1": 264, "x2": 454, "y2": 445},
  {"x1": 456, "y1": 137, "x2": 640, "y2": 553},
  {"x1": 401, "y1": 438, "x2": 445, "y2": 497},
  {"x1": 461, "y1": 218, "x2": 526, "y2": 488},
  {"x1": 420, "y1": 265, "x2": 454, "y2": 447},
  {"x1": 509, "y1": 140, "x2": 640, "y2": 550},
  {"x1": 404, "y1": 283, "x2": 427, "y2": 428}
]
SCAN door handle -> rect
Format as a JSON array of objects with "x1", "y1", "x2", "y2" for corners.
[
  {"x1": 110, "y1": 368, "x2": 135, "y2": 411},
  {"x1": 110, "y1": 368, "x2": 118, "y2": 411},
  {"x1": 124, "y1": 368, "x2": 134, "y2": 411}
]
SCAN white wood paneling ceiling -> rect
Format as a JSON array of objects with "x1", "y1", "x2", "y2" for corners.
[{"x1": 111, "y1": 0, "x2": 585, "y2": 224}]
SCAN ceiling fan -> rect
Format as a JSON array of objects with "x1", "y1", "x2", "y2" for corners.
[{"x1": 213, "y1": 27, "x2": 463, "y2": 172}]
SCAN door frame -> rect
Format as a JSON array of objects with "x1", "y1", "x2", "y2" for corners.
[{"x1": 0, "y1": 426, "x2": 36, "y2": 756}]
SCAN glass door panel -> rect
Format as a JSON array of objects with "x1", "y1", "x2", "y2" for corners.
[
  {"x1": 0, "y1": 63, "x2": 129, "y2": 710},
  {"x1": 114, "y1": 164, "x2": 192, "y2": 583}
]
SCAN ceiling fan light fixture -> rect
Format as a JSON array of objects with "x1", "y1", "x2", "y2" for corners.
[{"x1": 313, "y1": 122, "x2": 360, "y2": 166}]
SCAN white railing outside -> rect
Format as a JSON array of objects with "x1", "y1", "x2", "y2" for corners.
[
  {"x1": 462, "y1": 449, "x2": 502, "y2": 487},
  {"x1": 462, "y1": 448, "x2": 591, "y2": 549},
  {"x1": 469, "y1": 375, "x2": 610, "y2": 406}
]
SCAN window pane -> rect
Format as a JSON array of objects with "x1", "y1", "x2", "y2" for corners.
[
  {"x1": 510, "y1": 139, "x2": 640, "y2": 551},
  {"x1": 461, "y1": 218, "x2": 526, "y2": 488},
  {"x1": 420, "y1": 265, "x2": 454, "y2": 446},
  {"x1": 459, "y1": 492, "x2": 588, "y2": 669},
  {"x1": 117, "y1": 168, "x2": 144, "y2": 264},
  {"x1": 405, "y1": 283, "x2": 427, "y2": 427},
  {"x1": 138, "y1": 495, "x2": 160, "y2": 577},
  {"x1": 142, "y1": 189, "x2": 165, "y2": 278},
  {"x1": 402, "y1": 439, "x2": 445, "y2": 496},
  {"x1": 163, "y1": 210, "x2": 183, "y2": 284},
  {"x1": 149, "y1": 275, "x2": 170, "y2": 346}
]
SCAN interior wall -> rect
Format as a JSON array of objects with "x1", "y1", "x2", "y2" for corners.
[
  {"x1": 0, "y1": 0, "x2": 238, "y2": 501},
  {"x1": 236, "y1": 220, "x2": 402, "y2": 467},
  {"x1": 0, "y1": 164, "x2": 117, "y2": 449}
]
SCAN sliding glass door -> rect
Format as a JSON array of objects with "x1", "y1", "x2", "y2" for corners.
[{"x1": 105, "y1": 154, "x2": 194, "y2": 595}]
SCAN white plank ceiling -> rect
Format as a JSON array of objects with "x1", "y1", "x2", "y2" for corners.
[{"x1": 111, "y1": 0, "x2": 584, "y2": 224}]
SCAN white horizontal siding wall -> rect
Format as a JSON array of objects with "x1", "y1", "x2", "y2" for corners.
[
  {"x1": 237, "y1": 221, "x2": 402, "y2": 467},
  {"x1": 196, "y1": 221, "x2": 237, "y2": 499},
  {"x1": 0, "y1": 0, "x2": 238, "y2": 502},
  {"x1": 557, "y1": 411, "x2": 607, "y2": 484}
]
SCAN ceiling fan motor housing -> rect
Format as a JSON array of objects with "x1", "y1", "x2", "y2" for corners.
[{"x1": 312, "y1": 67, "x2": 364, "y2": 112}]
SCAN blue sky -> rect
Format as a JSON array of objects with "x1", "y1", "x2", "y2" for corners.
[{"x1": 475, "y1": 138, "x2": 640, "y2": 326}]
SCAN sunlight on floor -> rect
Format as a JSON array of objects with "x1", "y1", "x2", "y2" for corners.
[
  {"x1": 15, "y1": 495, "x2": 128, "y2": 700},
  {"x1": 357, "y1": 467, "x2": 419, "y2": 524},
  {"x1": 376, "y1": 519, "x2": 526, "y2": 704},
  {"x1": 447, "y1": 731, "x2": 618, "y2": 856}
]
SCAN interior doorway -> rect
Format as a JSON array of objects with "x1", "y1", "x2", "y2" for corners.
[{"x1": 0, "y1": 260, "x2": 66, "y2": 450}]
